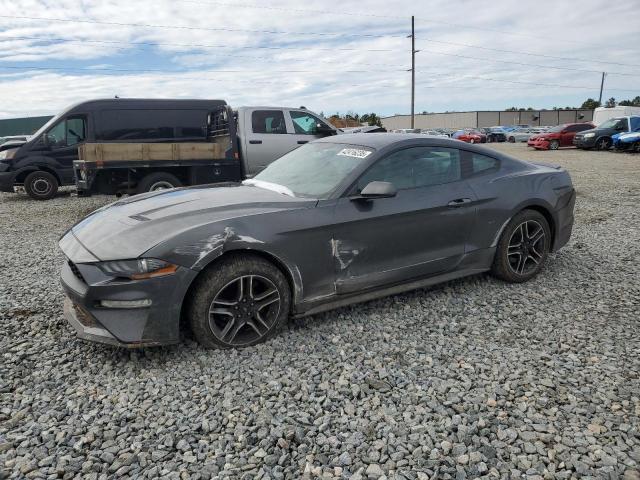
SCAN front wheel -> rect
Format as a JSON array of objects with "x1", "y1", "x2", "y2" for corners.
[
  {"x1": 187, "y1": 254, "x2": 291, "y2": 349},
  {"x1": 549, "y1": 140, "x2": 560, "y2": 150},
  {"x1": 508, "y1": 136, "x2": 515, "y2": 143},
  {"x1": 24, "y1": 171, "x2": 59, "y2": 200},
  {"x1": 595, "y1": 137, "x2": 611, "y2": 150},
  {"x1": 491, "y1": 210, "x2": 551, "y2": 283}
]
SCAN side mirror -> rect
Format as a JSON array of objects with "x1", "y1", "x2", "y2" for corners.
[
  {"x1": 40, "y1": 133, "x2": 50, "y2": 148},
  {"x1": 315, "y1": 123, "x2": 336, "y2": 136},
  {"x1": 356, "y1": 181, "x2": 397, "y2": 200}
]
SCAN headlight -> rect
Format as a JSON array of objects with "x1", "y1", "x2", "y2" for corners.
[
  {"x1": 583, "y1": 132, "x2": 595, "y2": 138},
  {"x1": 97, "y1": 258, "x2": 178, "y2": 280},
  {"x1": 0, "y1": 148, "x2": 17, "y2": 161}
]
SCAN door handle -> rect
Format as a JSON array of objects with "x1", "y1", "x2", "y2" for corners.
[
  {"x1": 447, "y1": 198, "x2": 472, "y2": 208},
  {"x1": 297, "y1": 140, "x2": 308, "y2": 144},
  {"x1": 249, "y1": 140, "x2": 262, "y2": 144}
]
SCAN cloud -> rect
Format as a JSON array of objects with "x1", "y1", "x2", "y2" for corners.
[{"x1": 0, "y1": 0, "x2": 637, "y2": 119}]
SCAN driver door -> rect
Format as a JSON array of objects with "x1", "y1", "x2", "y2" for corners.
[
  {"x1": 331, "y1": 146, "x2": 476, "y2": 294},
  {"x1": 287, "y1": 110, "x2": 333, "y2": 146},
  {"x1": 46, "y1": 116, "x2": 87, "y2": 184}
]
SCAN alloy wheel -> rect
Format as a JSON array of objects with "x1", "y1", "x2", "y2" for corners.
[
  {"x1": 208, "y1": 275, "x2": 281, "y2": 346},
  {"x1": 507, "y1": 220, "x2": 546, "y2": 276},
  {"x1": 597, "y1": 138, "x2": 611, "y2": 150}
]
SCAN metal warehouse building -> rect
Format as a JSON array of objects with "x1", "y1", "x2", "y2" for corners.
[
  {"x1": 0, "y1": 116, "x2": 52, "y2": 137},
  {"x1": 382, "y1": 109, "x2": 594, "y2": 130}
]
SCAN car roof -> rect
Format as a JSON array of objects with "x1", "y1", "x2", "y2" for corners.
[{"x1": 314, "y1": 132, "x2": 490, "y2": 151}]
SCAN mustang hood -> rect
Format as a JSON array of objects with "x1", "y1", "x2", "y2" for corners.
[{"x1": 64, "y1": 184, "x2": 314, "y2": 261}]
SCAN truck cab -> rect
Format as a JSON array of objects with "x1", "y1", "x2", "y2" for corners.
[
  {"x1": 573, "y1": 116, "x2": 640, "y2": 150},
  {"x1": 235, "y1": 106, "x2": 336, "y2": 176}
]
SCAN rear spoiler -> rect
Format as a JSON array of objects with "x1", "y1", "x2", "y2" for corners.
[{"x1": 529, "y1": 161, "x2": 563, "y2": 170}]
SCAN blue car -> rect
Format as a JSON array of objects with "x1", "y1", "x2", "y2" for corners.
[{"x1": 612, "y1": 131, "x2": 640, "y2": 152}]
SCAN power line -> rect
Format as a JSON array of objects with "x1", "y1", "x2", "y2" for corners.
[
  {"x1": 0, "y1": 64, "x2": 404, "y2": 74},
  {"x1": 0, "y1": 63, "x2": 635, "y2": 94},
  {"x1": 0, "y1": 36, "x2": 404, "y2": 66},
  {"x1": 0, "y1": 35, "x2": 396, "y2": 53},
  {"x1": 0, "y1": 14, "x2": 406, "y2": 39},
  {"x1": 416, "y1": 72, "x2": 638, "y2": 92},
  {"x1": 169, "y1": 0, "x2": 603, "y2": 47},
  {"x1": 418, "y1": 48, "x2": 637, "y2": 77},
  {"x1": 2, "y1": 13, "x2": 637, "y2": 70},
  {"x1": 419, "y1": 37, "x2": 640, "y2": 69}
]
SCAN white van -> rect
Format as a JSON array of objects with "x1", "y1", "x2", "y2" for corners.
[{"x1": 593, "y1": 106, "x2": 640, "y2": 125}]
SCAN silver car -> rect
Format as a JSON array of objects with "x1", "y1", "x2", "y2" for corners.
[{"x1": 507, "y1": 128, "x2": 540, "y2": 143}]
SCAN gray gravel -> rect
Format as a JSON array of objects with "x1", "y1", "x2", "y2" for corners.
[{"x1": 1, "y1": 145, "x2": 639, "y2": 479}]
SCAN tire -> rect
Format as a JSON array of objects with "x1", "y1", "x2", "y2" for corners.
[
  {"x1": 136, "y1": 172, "x2": 182, "y2": 194},
  {"x1": 633, "y1": 141, "x2": 640, "y2": 153},
  {"x1": 595, "y1": 137, "x2": 611, "y2": 150},
  {"x1": 508, "y1": 136, "x2": 515, "y2": 143},
  {"x1": 186, "y1": 254, "x2": 291, "y2": 349},
  {"x1": 24, "y1": 171, "x2": 59, "y2": 200},
  {"x1": 491, "y1": 209, "x2": 551, "y2": 283},
  {"x1": 549, "y1": 140, "x2": 560, "y2": 150}
]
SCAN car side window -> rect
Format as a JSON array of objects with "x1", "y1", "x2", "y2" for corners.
[
  {"x1": 290, "y1": 111, "x2": 329, "y2": 135},
  {"x1": 356, "y1": 147, "x2": 461, "y2": 192},
  {"x1": 46, "y1": 116, "x2": 86, "y2": 148},
  {"x1": 66, "y1": 117, "x2": 86, "y2": 146},
  {"x1": 251, "y1": 110, "x2": 287, "y2": 134},
  {"x1": 467, "y1": 153, "x2": 499, "y2": 176}
]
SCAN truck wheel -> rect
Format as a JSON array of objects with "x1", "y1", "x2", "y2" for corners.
[
  {"x1": 24, "y1": 171, "x2": 59, "y2": 200},
  {"x1": 595, "y1": 137, "x2": 611, "y2": 150},
  {"x1": 136, "y1": 172, "x2": 182, "y2": 194}
]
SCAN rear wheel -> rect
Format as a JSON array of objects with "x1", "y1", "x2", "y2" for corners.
[
  {"x1": 136, "y1": 172, "x2": 182, "y2": 194},
  {"x1": 491, "y1": 210, "x2": 551, "y2": 283},
  {"x1": 549, "y1": 140, "x2": 560, "y2": 150},
  {"x1": 187, "y1": 254, "x2": 291, "y2": 349},
  {"x1": 633, "y1": 141, "x2": 640, "y2": 153},
  {"x1": 595, "y1": 137, "x2": 611, "y2": 150},
  {"x1": 24, "y1": 171, "x2": 58, "y2": 200}
]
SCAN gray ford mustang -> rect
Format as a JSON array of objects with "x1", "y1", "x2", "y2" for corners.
[{"x1": 59, "y1": 134, "x2": 575, "y2": 349}]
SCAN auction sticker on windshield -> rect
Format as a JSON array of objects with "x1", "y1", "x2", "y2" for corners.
[{"x1": 337, "y1": 148, "x2": 372, "y2": 159}]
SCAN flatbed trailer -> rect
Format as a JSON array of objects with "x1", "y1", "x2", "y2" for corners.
[{"x1": 74, "y1": 105, "x2": 241, "y2": 196}]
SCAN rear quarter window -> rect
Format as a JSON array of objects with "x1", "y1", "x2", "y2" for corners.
[{"x1": 465, "y1": 152, "x2": 499, "y2": 177}]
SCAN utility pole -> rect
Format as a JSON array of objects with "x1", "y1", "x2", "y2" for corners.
[
  {"x1": 598, "y1": 72, "x2": 606, "y2": 105},
  {"x1": 409, "y1": 16, "x2": 416, "y2": 129}
]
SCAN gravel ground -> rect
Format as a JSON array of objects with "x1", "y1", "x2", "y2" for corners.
[{"x1": 1, "y1": 144, "x2": 639, "y2": 480}]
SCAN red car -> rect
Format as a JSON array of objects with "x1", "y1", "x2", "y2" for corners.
[
  {"x1": 528, "y1": 123, "x2": 595, "y2": 150},
  {"x1": 452, "y1": 129, "x2": 487, "y2": 144}
]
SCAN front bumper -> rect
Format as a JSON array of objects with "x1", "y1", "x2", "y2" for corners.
[
  {"x1": 573, "y1": 136, "x2": 596, "y2": 148},
  {"x1": 60, "y1": 255, "x2": 198, "y2": 348},
  {"x1": 531, "y1": 139, "x2": 551, "y2": 150},
  {"x1": 0, "y1": 171, "x2": 15, "y2": 192}
]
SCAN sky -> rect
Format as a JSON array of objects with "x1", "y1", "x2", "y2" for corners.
[{"x1": 0, "y1": 0, "x2": 638, "y2": 119}]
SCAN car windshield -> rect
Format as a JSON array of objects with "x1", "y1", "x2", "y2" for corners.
[
  {"x1": 246, "y1": 142, "x2": 373, "y2": 199},
  {"x1": 598, "y1": 118, "x2": 623, "y2": 129}
]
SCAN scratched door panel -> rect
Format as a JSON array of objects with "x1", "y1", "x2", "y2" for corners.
[{"x1": 331, "y1": 182, "x2": 476, "y2": 294}]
